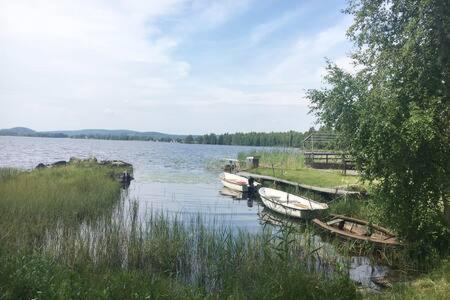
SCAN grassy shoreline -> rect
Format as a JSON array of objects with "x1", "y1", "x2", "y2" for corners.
[
  {"x1": 239, "y1": 150, "x2": 364, "y2": 189},
  {"x1": 0, "y1": 162, "x2": 360, "y2": 299},
  {"x1": 1, "y1": 161, "x2": 448, "y2": 299},
  {"x1": 238, "y1": 150, "x2": 450, "y2": 299}
]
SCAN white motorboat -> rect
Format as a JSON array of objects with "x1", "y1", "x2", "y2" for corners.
[{"x1": 219, "y1": 172, "x2": 258, "y2": 192}]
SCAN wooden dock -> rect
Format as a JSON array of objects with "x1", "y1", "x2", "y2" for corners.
[
  {"x1": 304, "y1": 151, "x2": 356, "y2": 172},
  {"x1": 237, "y1": 171, "x2": 361, "y2": 196}
]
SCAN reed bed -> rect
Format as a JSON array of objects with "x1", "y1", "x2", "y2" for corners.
[
  {"x1": 0, "y1": 164, "x2": 360, "y2": 299},
  {"x1": 238, "y1": 149, "x2": 305, "y2": 170}
]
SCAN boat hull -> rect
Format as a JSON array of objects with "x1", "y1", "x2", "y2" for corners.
[
  {"x1": 260, "y1": 195, "x2": 316, "y2": 219},
  {"x1": 258, "y1": 187, "x2": 328, "y2": 220},
  {"x1": 219, "y1": 172, "x2": 259, "y2": 192},
  {"x1": 312, "y1": 215, "x2": 400, "y2": 246},
  {"x1": 220, "y1": 180, "x2": 248, "y2": 192}
]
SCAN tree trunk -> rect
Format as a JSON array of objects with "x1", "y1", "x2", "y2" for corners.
[{"x1": 443, "y1": 192, "x2": 450, "y2": 228}]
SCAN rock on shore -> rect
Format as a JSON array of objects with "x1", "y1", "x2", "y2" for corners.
[{"x1": 35, "y1": 157, "x2": 134, "y2": 184}]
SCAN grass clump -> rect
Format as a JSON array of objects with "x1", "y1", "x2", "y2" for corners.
[
  {"x1": 367, "y1": 260, "x2": 450, "y2": 300},
  {"x1": 0, "y1": 163, "x2": 121, "y2": 249},
  {"x1": 239, "y1": 149, "x2": 305, "y2": 170}
]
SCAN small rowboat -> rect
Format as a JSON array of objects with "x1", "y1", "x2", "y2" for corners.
[
  {"x1": 258, "y1": 187, "x2": 328, "y2": 219},
  {"x1": 312, "y1": 214, "x2": 400, "y2": 246},
  {"x1": 219, "y1": 172, "x2": 259, "y2": 192}
]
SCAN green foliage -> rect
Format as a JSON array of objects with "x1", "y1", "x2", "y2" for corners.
[
  {"x1": 198, "y1": 130, "x2": 307, "y2": 147},
  {"x1": 197, "y1": 128, "x2": 334, "y2": 148},
  {"x1": 328, "y1": 196, "x2": 375, "y2": 220},
  {"x1": 307, "y1": 0, "x2": 450, "y2": 263},
  {"x1": 184, "y1": 134, "x2": 194, "y2": 144}
]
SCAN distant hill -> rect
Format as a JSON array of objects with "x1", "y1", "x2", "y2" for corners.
[
  {"x1": 0, "y1": 127, "x2": 36, "y2": 136},
  {"x1": 0, "y1": 127, "x2": 187, "y2": 141}
]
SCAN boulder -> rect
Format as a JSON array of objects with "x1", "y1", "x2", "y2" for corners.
[
  {"x1": 35, "y1": 163, "x2": 47, "y2": 169},
  {"x1": 100, "y1": 160, "x2": 132, "y2": 168},
  {"x1": 69, "y1": 157, "x2": 82, "y2": 163},
  {"x1": 51, "y1": 160, "x2": 67, "y2": 167}
]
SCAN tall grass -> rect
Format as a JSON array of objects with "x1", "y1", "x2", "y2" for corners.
[
  {"x1": 238, "y1": 149, "x2": 304, "y2": 170},
  {"x1": 0, "y1": 168, "x2": 21, "y2": 182},
  {"x1": 367, "y1": 260, "x2": 450, "y2": 300},
  {"x1": 0, "y1": 164, "x2": 360, "y2": 299},
  {"x1": 0, "y1": 164, "x2": 120, "y2": 250}
]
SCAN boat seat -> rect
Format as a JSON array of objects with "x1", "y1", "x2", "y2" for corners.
[
  {"x1": 293, "y1": 203, "x2": 310, "y2": 209},
  {"x1": 327, "y1": 218, "x2": 344, "y2": 226}
]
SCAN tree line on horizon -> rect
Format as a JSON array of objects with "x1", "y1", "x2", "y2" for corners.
[
  {"x1": 0, "y1": 127, "x2": 335, "y2": 148},
  {"x1": 183, "y1": 127, "x2": 334, "y2": 148}
]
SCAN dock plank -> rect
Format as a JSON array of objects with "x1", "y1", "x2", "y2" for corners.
[{"x1": 237, "y1": 171, "x2": 361, "y2": 196}]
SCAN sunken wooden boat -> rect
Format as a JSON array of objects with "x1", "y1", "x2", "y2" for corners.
[
  {"x1": 258, "y1": 187, "x2": 328, "y2": 219},
  {"x1": 219, "y1": 172, "x2": 259, "y2": 192},
  {"x1": 312, "y1": 214, "x2": 400, "y2": 246}
]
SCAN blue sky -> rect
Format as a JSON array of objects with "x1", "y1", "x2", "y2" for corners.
[{"x1": 0, "y1": 0, "x2": 354, "y2": 134}]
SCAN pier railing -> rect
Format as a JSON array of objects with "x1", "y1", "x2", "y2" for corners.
[{"x1": 304, "y1": 152, "x2": 356, "y2": 173}]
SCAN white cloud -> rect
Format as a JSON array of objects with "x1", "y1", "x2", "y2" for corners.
[
  {"x1": 201, "y1": 16, "x2": 353, "y2": 110},
  {"x1": 268, "y1": 16, "x2": 352, "y2": 84},
  {"x1": 249, "y1": 7, "x2": 305, "y2": 44},
  {"x1": 0, "y1": 1, "x2": 352, "y2": 133},
  {"x1": 174, "y1": 0, "x2": 252, "y2": 35},
  {"x1": 0, "y1": 0, "x2": 189, "y2": 120}
]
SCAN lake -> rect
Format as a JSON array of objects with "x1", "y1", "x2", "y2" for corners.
[
  {"x1": 0, "y1": 135, "x2": 389, "y2": 289},
  {"x1": 0, "y1": 136, "x2": 275, "y2": 231}
]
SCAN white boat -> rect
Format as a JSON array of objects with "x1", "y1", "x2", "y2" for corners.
[
  {"x1": 219, "y1": 172, "x2": 258, "y2": 192},
  {"x1": 258, "y1": 187, "x2": 328, "y2": 219}
]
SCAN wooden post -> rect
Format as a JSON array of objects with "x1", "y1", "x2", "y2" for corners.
[{"x1": 343, "y1": 155, "x2": 347, "y2": 176}]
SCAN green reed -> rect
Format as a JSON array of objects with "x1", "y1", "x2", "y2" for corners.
[{"x1": 238, "y1": 149, "x2": 305, "y2": 170}]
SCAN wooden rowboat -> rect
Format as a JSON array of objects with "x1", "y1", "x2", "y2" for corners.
[
  {"x1": 258, "y1": 187, "x2": 328, "y2": 219},
  {"x1": 312, "y1": 214, "x2": 400, "y2": 246},
  {"x1": 219, "y1": 172, "x2": 259, "y2": 192}
]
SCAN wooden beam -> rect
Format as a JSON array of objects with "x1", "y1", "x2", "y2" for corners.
[{"x1": 237, "y1": 171, "x2": 361, "y2": 196}]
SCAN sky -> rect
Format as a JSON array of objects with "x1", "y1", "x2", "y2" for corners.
[{"x1": 0, "y1": 0, "x2": 354, "y2": 134}]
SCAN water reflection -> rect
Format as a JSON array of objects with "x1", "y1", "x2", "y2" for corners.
[{"x1": 219, "y1": 187, "x2": 244, "y2": 200}]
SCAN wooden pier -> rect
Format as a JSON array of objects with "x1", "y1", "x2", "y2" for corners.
[
  {"x1": 237, "y1": 171, "x2": 361, "y2": 196},
  {"x1": 304, "y1": 151, "x2": 356, "y2": 173}
]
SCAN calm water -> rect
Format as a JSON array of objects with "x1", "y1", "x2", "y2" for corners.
[
  {"x1": 0, "y1": 136, "x2": 273, "y2": 231},
  {"x1": 0, "y1": 136, "x2": 389, "y2": 289}
]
